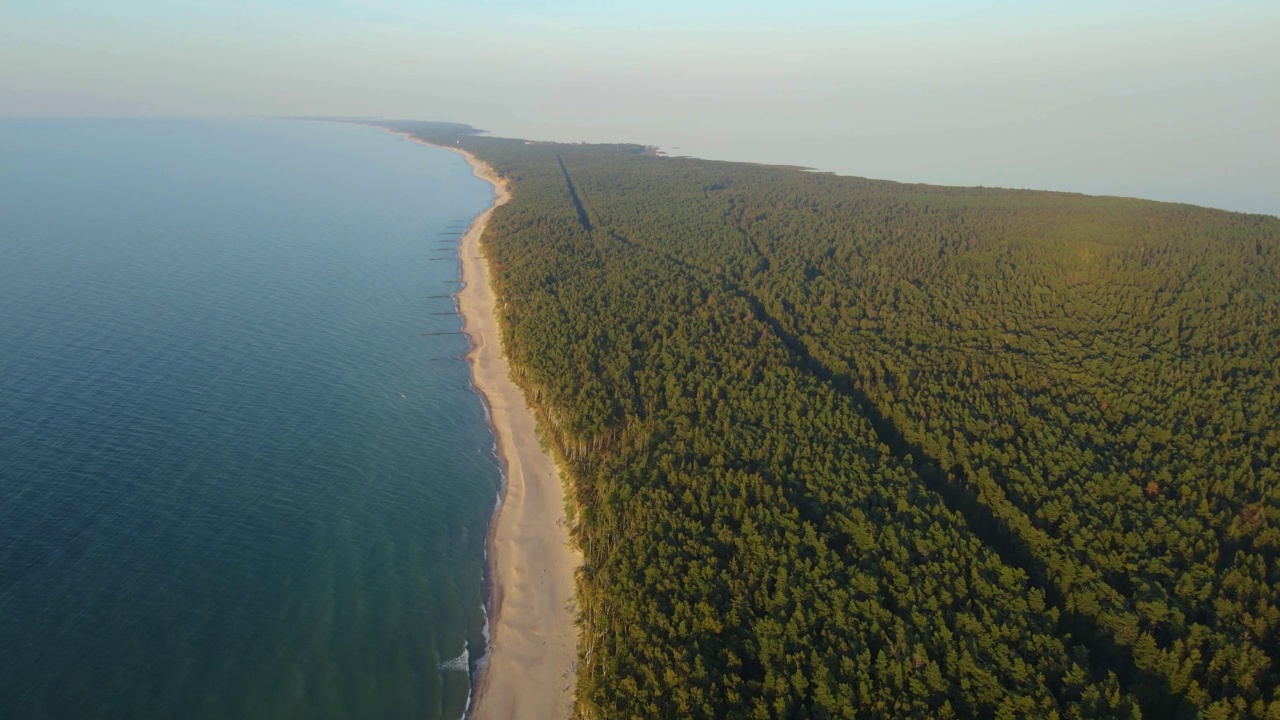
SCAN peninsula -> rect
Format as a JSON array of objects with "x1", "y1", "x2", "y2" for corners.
[{"x1": 380, "y1": 120, "x2": 1280, "y2": 719}]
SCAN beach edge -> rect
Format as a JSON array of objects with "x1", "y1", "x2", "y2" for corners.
[{"x1": 399, "y1": 134, "x2": 580, "y2": 720}]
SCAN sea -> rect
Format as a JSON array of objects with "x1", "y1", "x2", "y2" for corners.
[{"x1": 0, "y1": 118, "x2": 502, "y2": 720}]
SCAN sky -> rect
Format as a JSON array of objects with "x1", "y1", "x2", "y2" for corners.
[{"x1": 2, "y1": 0, "x2": 1277, "y2": 215}]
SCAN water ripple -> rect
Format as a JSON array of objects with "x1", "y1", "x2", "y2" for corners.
[{"x1": 0, "y1": 118, "x2": 500, "y2": 720}]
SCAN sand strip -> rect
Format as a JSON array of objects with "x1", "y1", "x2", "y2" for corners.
[{"x1": 392, "y1": 133, "x2": 580, "y2": 720}]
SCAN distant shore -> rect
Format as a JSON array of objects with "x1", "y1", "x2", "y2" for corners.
[{"x1": 389, "y1": 131, "x2": 580, "y2": 719}]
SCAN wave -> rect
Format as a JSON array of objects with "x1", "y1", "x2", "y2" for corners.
[{"x1": 439, "y1": 645, "x2": 469, "y2": 673}]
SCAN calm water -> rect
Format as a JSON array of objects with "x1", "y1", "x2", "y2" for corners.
[{"x1": 0, "y1": 119, "x2": 501, "y2": 719}]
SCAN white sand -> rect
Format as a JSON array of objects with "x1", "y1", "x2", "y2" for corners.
[{"x1": 392, "y1": 133, "x2": 580, "y2": 720}]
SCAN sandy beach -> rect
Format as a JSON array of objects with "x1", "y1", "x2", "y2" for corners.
[{"x1": 405, "y1": 136, "x2": 580, "y2": 720}]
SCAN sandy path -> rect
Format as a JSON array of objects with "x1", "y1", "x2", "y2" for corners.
[{"x1": 396, "y1": 134, "x2": 580, "y2": 720}]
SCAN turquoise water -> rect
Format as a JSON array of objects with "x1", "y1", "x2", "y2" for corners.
[{"x1": 0, "y1": 119, "x2": 501, "y2": 719}]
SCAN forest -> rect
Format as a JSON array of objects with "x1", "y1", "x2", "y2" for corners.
[{"x1": 384, "y1": 121, "x2": 1280, "y2": 719}]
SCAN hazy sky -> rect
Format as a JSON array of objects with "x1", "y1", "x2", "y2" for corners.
[{"x1": 3, "y1": 1, "x2": 1277, "y2": 214}]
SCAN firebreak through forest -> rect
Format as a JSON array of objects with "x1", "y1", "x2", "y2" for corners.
[{"x1": 386, "y1": 122, "x2": 1280, "y2": 719}]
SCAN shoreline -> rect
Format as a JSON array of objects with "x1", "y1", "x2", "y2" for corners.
[{"x1": 392, "y1": 132, "x2": 580, "y2": 719}]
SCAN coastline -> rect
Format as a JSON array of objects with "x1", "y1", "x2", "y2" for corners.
[{"x1": 394, "y1": 132, "x2": 580, "y2": 719}]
